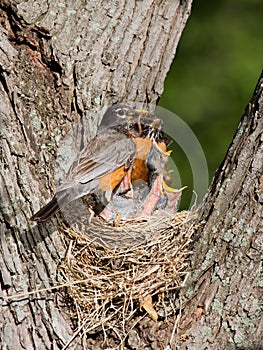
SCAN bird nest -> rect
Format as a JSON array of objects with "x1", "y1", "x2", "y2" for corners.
[{"x1": 56, "y1": 209, "x2": 196, "y2": 347}]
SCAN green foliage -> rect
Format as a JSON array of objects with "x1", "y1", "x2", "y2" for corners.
[{"x1": 159, "y1": 0, "x2": 263, "y2": 208}]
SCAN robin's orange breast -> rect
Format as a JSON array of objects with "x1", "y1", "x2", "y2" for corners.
[
  {"x1": 97, "y1": 138, "x2": 167, "y2": 193},
  {"x1": 98, "y1": 165, "x2": 127, "y2": 191},
  {"x1": 131, "y1": 137, "x2": 167, "y2": 182}
]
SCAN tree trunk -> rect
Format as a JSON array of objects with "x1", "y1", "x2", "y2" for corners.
[
  {"x1": 175, "y1": 73, "x2": 263, "y2": 350},
  {"x1": 1, "y1": 1, "x2": 262, "y2": 349},
  {"x1": 0, "y1": 1, "x2": 192, "y2": 349}
]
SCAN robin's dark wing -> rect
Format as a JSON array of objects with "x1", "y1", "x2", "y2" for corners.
[
  {"x1": 31, "y1": 131, "x2": 136, "y2": 222},
  {"x1": 56, "y1": 130, "x2": 136, "y2": 191}
]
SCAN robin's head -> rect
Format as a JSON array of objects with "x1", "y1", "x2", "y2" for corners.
[
  {"x1": 100, "y1": 104, "x2": 167, "y2": 142},
  {"x1": 99, "y1": 104, "x2": 136, "y2": 129}
]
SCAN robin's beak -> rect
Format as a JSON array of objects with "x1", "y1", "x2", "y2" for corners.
[
  {"x1": 135, "y1": 109, "x2": 151, "y2": 114},
  {"x1": 162, "y1": 181, "x2": 188, "y2": 193}
]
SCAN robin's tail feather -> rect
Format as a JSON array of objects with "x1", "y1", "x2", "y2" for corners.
[
  {"x1": 30, "y1": 196, "x2": 60, "y2": 222},
  {"x1": 30, "y1": 183, "x2": 97, "y2": 222}
]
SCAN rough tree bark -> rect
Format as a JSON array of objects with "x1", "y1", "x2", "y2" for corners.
[
  {"x1": 175, "y1": 73, "x2": 263, "y2": 350},
  {"x1": 0, "y1": 1, "x2": 193, "y2": 349},
  {"x1": 0, "y1": 1, "x2": 262, "y2": 350}
]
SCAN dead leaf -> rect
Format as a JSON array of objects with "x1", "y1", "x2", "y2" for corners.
[{"x1": 140, "y1": 294, "x2": 158, "y2": 322}]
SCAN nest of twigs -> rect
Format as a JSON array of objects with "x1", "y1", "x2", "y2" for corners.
[{"x1": 57, "y1": 210, "x2": 196, "y2": 346}]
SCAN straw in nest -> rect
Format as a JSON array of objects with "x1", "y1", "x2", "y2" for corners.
[{"x1": 57, "y1": 209, "x2": 196, "y2": 347}]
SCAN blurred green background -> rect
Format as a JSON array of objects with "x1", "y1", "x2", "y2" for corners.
[{"x1": 159, "y1": 0, "x2": 263, "y2": 209}]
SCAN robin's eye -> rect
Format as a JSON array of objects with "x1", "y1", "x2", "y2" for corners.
[{"x1": 117, "y1": 109, "x2": 125, "y2": 116}]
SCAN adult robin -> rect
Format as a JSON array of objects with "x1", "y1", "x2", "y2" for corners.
[{"x1": 30, "y1": 105, "x2": 165, "y2": 222}]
